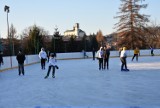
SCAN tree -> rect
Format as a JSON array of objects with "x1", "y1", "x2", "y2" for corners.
[
  {"x1": 22, "y1": 25, "x2": 48, "y2": 54},
  {"x1": 114, "y1": 0, "x2": 150, "y2": 49},
  {"x1": 96, "y1": 30, "x2": 105, "y2": 47},
  {"x1": 10, "y1": 24, "x2": 18, "y2": 55}
]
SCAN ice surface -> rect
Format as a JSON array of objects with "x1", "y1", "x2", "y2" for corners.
[{"x1": 0, "y1": 56, "x2": 160, "y2": 108}]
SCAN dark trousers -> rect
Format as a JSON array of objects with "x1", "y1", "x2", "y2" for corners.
[
  {"x1": 104, "y1": 58, "x2": 109, "y2": 69},
  {"x1": 41, "y1": 58, "x2": 46, "y2": 69},
  {"x1": 151, "y1": 50, "x2": 154, "y2": 56},
  {"x1": 120, "y1": 57, "x2": 127, "y2": 70},
  {"x1": 18, "y1": 63, "x2": 24, "y2": 75},
  {"x1": 132, "y1": 54, "x2": 138, "y2": 61},
  {"x1": 46, "y1": 65, "x2": 55, "y2": 77},
  {"x1": 99, "y1": 58, "x2": 103, "y2": 70}
]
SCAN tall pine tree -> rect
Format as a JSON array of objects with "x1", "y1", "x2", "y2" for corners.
[{"x1": 114, "y1": 0, "x2": 149, "y2": 49}]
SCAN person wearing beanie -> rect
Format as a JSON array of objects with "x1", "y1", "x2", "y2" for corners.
[{"x1": 120, "y1": 47, "x2": 129, "y2": 71}]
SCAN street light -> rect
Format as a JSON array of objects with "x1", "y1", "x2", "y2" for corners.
[{"x1": 4, "y1": 5, "x2": 12, "y2": 68}]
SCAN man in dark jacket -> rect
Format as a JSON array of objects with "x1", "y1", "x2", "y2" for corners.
[{"x1": 16, "y1": 50, "x2": 26, "y2": 76}]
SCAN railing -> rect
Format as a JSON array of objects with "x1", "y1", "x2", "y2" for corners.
[{"x1": 0, "y1": 49, "x2": 159, "y2": 71}]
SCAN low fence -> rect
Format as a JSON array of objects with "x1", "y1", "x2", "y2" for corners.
[{"x1": 0, "y1": 49, "x2": 160, "y2": 71}]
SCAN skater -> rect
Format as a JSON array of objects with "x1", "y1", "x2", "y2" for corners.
[
  {"x1": 120, "y1": 47, "x2": 129, "y2": 71},
  {"x1": 82, "y1": 50, "x2": 88, "y2": 59},
  {"x1": 92, "y1": 48, "x2": 96, "y2": 60},
  {"x1": 132, "y1": 47, "x2": 140, "y2": 61},
  {"x1": 39, "y1": 47, "x2": 47, "y2": 70},
  {"x1": 119, "y1": 47, "x2": 123, "y2": 57},
  {"x1": 44, "y1": 53, "x2": 59, "y2": 79},
  {"x1": 150, "y1": 46, "x2": 154, "y2": 56},
  {"x1": 0, "y1": 51, "x2": 4, "y2": 67},
  {"x1": 103, "y1": 45, "x2": 110, "y2": 70},
  {"x1": 97, "y1": 47, "x2": 104, "y2": 70},
  {"x1": 16, "y1": 49, "x2": 26, "y2": 76}
]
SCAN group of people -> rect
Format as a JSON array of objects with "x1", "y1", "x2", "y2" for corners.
[
  {"x1": 3, "y1": 47, "x2": 59, "y2": 79},
  {"x1": 96, "y1": 45, "x2": 110, "y2": 70},
  {"x1": 38, "y1": 48, "x2": 59, "y2": 79}
]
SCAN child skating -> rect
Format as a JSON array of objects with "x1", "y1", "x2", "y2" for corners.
[{"x1": 44, "y1": 53, "x2": 59, "y2": 79}]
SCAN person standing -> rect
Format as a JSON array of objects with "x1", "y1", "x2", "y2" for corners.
[
  {"x1": 132, "y1": 47, "x2": 140, "y2": 61},
  {"x1": 0, "y1": 51, "x2": 4, "y2": 67},
  {"x1": 97, "y1": 47, "x2": 104, "y2": 70},
  {"x1": 16, "y1": 49, "x2": 26, "y2": 76},
  {"x1": 120, "y1": 47, "x2": 129, "y2": 71},
  {"x1": 150, "y1": 46, "x2": 154, "y2": 56},
  {"x1": 103, "y1": 45, "x2": 110, "y2": 70},
  {"x1": 44, "y1": 53, "x2": 59, "y2": 79},
  {"x1": 92, "y1": 48, "x2": 95, "y2": 60},
  {"x1": 39, "y1": 47, "x2": 47, "y2": 70}
]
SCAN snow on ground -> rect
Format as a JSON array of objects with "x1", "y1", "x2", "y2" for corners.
[{"x1": 0, "y1": 56, "x2": 160, "y2": 108}]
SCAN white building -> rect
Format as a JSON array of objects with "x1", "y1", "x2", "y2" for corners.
[{"x1": 64, "y1": 23, "x2": 86, "y2": 37}]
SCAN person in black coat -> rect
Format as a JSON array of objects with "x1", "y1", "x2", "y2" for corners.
[
  {"x1": 103, "y1": 45, "x2": 110, "y2": 70},
  {"x1": 0, "y1": 51, "x2": 4, "y2": 67},
  {"x1": 16, "y1": 50, "x2": 26, "y2": 76}
]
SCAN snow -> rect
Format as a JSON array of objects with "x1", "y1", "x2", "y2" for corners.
[{"x1": 0, "y1": 56, "x2": 160, "y2": 108}]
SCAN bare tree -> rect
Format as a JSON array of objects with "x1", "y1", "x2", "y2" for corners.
[{"x1": 114, "y1": 0, "x2": 150, "y2": 49}]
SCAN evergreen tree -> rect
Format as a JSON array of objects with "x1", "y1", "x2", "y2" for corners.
[{"x1": 114, "y1": 0, "x2": 149, "y2": 49}]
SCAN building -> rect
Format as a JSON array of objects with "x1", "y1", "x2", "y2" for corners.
[{"x1": 64, "y1": 23, "x2": 86, "y2": 37}]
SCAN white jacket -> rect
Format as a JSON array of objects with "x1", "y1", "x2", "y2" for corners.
[
  {"x1": 120, "y1": 50, "x2": 127, "y2": 58},
  {"x1": 48, "y1": 57, "x2": 56, "y2": 66},
  {"x1": 39, "y1": 50, "x2": 47, "y2": 59}
]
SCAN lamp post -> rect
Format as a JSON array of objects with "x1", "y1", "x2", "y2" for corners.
[{"x1": 4, "y1": 5, "x2": 12, "y2": 68}]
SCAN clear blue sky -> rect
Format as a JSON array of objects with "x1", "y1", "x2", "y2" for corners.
[{"x1": 0, "y1": 0, "x2": 160, "y2": 38}]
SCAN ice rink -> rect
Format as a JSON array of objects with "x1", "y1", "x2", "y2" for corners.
[{"x1": 0, "y1": 56, "x2": 160, "y2": 108}]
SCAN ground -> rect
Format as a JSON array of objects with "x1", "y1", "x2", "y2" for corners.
[{"x1": 0, "y1": 56, "x2": 160, "y2": 108}]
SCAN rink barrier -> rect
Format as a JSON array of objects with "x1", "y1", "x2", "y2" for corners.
[{"x1": 0, "y1": 49, "x2": 159, "y2": 71}]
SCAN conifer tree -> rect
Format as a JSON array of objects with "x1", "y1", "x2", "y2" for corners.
[{"x1": 115, "y1": 0, "x2": 149, "y2": 49}]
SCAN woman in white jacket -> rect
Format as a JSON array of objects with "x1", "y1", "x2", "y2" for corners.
[{"x1": 44, "y1": 53, "x2": 59, "y2": 79}]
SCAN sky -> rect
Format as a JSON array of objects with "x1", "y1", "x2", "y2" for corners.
[{"x1": 0, "y1": 0, "x2": 160, "y2": 38}]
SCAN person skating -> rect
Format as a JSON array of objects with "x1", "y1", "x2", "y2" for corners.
[
  {"x1": 44, "y1": 53, "x2": 59, "y2": 79},
  {"x1": 132, "y1": 47, "x2": 140, "y2": 61},
  {"x1": 39, "y1": 47, "x2": 47, "y2": 70},
  {"x1": 16, "y1": 49, "x2": 26, "y2": 76},
  {"x1": 150, "y1": 46, "x2": 154, "y2": 56},
  {"x1": 0, "y1": 51, "x2": 4, "y2": 67},
  {"x1": 120, "y1": 47, "x2": 129, "y2": 71},
  {"x1": 103, "y1": 45, "x2": 110, "y2": 70}
]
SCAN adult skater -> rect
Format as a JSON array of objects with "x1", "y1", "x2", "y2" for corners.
[
  {"x1": 16, "y1": 49, "x2": 26, "y2": 76},
  {"x1": 120, "y1": 47, "x2": 129, "y2": 71},
  {"x1": 150, "y1": 46, "x2": 154, "y2": 56},
  {"x1": 97, "y1": 47, "x2": 104, "y2": 70},
  {"x1": 92, "y1": 48, "x2": 96, "y2": 60},
  {"x1": 132, "y1": 47, "x2": 140, "y2": 61},
  {"x1": 103, "y1": 45, "x2": 110, "y2": 70},
  {"x1": 39, "y1": 47, "x2": 47, "y2": 70},
  {"x1": 0, "y1": 51, "x2": 4, "y2": 67},
  {"x1": 44, "y1": 53, "x2": 59, "y2": 79}
]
